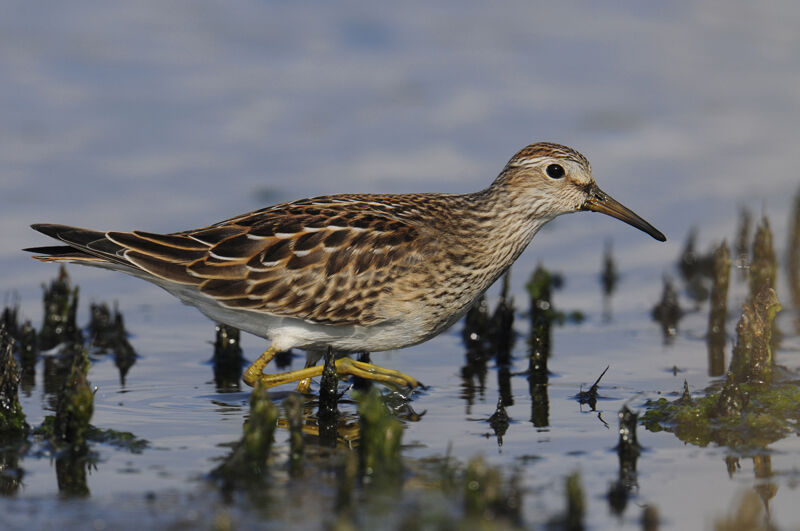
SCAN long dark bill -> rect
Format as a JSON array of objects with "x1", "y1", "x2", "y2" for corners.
[{"x1": 582, "y1": 184, "x2": 666, "y2": 242}]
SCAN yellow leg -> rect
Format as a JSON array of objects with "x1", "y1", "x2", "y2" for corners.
[
  {"x1": 241, "y1": 345, "x2": 281, "y2": 387},
  {"x1": 295, "y1": 358, "x2": 317, "y2": 394},
  {"x1": 338, "y1": 358, "x2": 420, "y2": 388},
  {"x1": 241, "y1": 345, "x2": 420, "y2": 390}
]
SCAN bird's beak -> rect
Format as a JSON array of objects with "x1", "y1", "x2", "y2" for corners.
[{"x1": 581, "y1": 184, "x2": 666, "y2": 242}]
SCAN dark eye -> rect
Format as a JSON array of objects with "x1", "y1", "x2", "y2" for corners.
[{"x1": 546, "y1": 164, "x2": 565, "y2": 179}]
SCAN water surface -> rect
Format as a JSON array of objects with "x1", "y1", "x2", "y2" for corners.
[{"x1": 2, "y1": 1, "x2": 800, "y2": 529}]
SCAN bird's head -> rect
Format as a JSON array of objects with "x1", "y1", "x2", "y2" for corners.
[{"x1": 496, "y1": 142, "x2": 666, "y2": 242}]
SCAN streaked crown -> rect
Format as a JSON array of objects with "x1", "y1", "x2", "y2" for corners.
[{"x1": 506, "y1": 142, "x2": 591, "y2": 172}]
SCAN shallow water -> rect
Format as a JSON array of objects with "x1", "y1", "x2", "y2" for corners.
[{"x1": 2, "y1": 1, "x2": 800, "y2": 529}]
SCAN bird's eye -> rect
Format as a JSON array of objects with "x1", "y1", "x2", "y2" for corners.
[{"x1": 546, "y1": 164, "x2": 565, "y2": 179}]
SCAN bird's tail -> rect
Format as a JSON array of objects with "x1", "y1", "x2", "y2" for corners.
[{"x1": 25, "y1": 223, "x2": 125, "y2": 265}]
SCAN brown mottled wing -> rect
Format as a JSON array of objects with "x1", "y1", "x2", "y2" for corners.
[
  {"x1": 189, "y1": 197, "x2": 427, "y2": 325},
  {"x1": 33, "y1": 197, "x2": 427, "y2": 326}
]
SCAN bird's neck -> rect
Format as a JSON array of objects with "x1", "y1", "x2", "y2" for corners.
[{"x1": 445, "y1": 184, "x2": 554, "y2": 286}]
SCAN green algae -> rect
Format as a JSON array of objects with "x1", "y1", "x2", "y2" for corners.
[
  {"x1": 643, "y1": 283, "x2": 797, "y2": 450},
  {"x1": 357, "y1": 388, "x2": 402, "y2": 478},
  {"x1": 283, "y1": 392, "x2": 305, "y2": 476},
  {"x1": 707, "y1": 242, "x2": 730, "y2": 376},
  {"x1": 643, "y1": 373, "x2": 799, "y2": 450},
  {"x1": 788, "y1": 187, "x2": 800, "y2": 334},
  {"x1": 0, "y1": 267, "x2": 150, "y2": 499},
  {"x1": 39, "y1": 265, "x2": 83, "y2": 350},
  {"x1": 240, "y1": 380, "x2": 279, "y2": 472},
  {"x1": 730, "y1": 288, "x2": 781, "y2": 384},
  {"x1": 85, "y1": 426, "x2": 148, "y2": 453},
  {"x1": 564, "y1": 472, "x2": 585, "y2": 531},
  {"x1": 527, "y1": 265, "x2": 555, "y2": 366},
  {"x1": 33, "y1": 347, "x2": 147, "y2": 454},
  {"x1": 463, "y1": 456, "x2": 521, "y2": 524},
  {"x1": 36, "y1": 415, "x2": 149, "y2": 454},
  {"x1": 526, "y1": 264, "x2": 585, "y2": 325},
  {"x1": 211, "y1": 380, "x2": 278, "y2": 487},
  {"x1": 749, "y1": 217, "x2": 777, "y2": 301},
  {"x1": 642, "y1": 380, "x2": 800, "y2": 449},
  {"x1": 52, "y1": 347, "x2": 93, "y2": 450},
  {"x1": 0, "y1": 329, "x2": 28, "y2": 437}
]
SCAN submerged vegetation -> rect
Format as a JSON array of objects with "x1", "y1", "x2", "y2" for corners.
[
  {"x1": 0, "y1": 267, "x2": 147, "y2": 497},
  {"x1": 706, "y1": 242, "x2": 730, "y2": 376},
  {"x1": 210, "y1": 370, "x2": 529, "y2": 528},
  {"x1": 0, "y1": 266, "x2": 594, "y2": 527},
  {"x1": 644, "y1": 212, "x2": 800, "y2": 452},
  {"x1": 788, "y1": 187, "x2": 800, "y2": 332}
]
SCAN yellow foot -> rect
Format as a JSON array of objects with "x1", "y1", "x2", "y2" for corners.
[
  {"x1": 241, "y1": 345, "x2": 420, "y2": 391},
  {"x1": 295, "y1": 377, "x2": 313, "y2": 395},
  {"x1": 241, "y1": 345, "x2": 280, "y2": 387}
]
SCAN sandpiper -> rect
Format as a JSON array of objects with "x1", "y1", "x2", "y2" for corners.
[{"x1": 27, "y1": 142, "x2": 665, "y2": 391}]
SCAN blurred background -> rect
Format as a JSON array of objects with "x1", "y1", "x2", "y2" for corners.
[
  {"x1": 1, "y1": 1, "x2": 800, "y2": 529},
  {"x1": 4, "y1": 2, "x2": 799, "y2": 288}
]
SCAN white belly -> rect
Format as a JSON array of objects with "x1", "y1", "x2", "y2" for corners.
[{"x1": 157, "y1": 279, "x2": 431, "y2": 353}]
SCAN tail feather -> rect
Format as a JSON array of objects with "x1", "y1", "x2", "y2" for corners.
[
  {"x1": 28, "y1": 223, "x2": 127, "y2": 265},
  {"x1": 31, "y1": 223, "x2": 106, "y2": 247},
  {"x1": 27, "y1": 223, "x2": 204, "y2": 285},
  {"x1": 24, "y1": 245, "x2": 101, "y2": 262}
]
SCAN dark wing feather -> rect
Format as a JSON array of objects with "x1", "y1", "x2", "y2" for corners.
[
  {"x1": 188, "y1": 199, "x2": 429, "y2": 325},
  {"x1": 29, "y1": 195, "x2": 431, "y2": 326}
]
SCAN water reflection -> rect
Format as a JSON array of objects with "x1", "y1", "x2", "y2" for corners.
[
  {"x1": 1, "y1": 305, "x2": 37, "y2": 396},
  {"x1": 55, "y1": 452, "x2": 94, "y2": 498},
  {"x1": 461, "y1": 295, "x2": 491, "y2": 410},
  {"x1": 459, "y1": 265, "x2": 574, "y2": 434},
  {"x1": 607, "y1": 406, "x2": 641, "y2": 517},
  {"x1": 210, "y1": 379, "x2": 526, "y2": 528},
  {"x1": 735, "y1": 206, "x2": 752, "y2": 277},
  {"x1": 525, "y1": 265, "x2": 559, "y2": 429},
  {"x1": 460, "y1": 271, "x2": 516, "y2": 411},
  {"x1": 259, "y1": 350, "x2": 422, "y2": 449},
  {"x1": 487, "y1": 397, "x2": 509, "y2": 447},
  {"x1": 722, "y1": 455, "x2": 777, "y2": 529},
  {"x1": 651, "y1": 277, "x2": 683, "y2": 343},
  {"x1": 752, "y1": 455, "x2": 777, "y2": 517},
  {"x1": 0, "y1": 328, "x2": 28, "y2": 497},
  {"x1": 87, "y1": 302, "x2": 138, "y2": 386},
  {"x1": 599, "y1": 240, "x2": 618, "y2": 322},
  {"x1": 678, "y1": 229, "x2": 715, "y2": 308},
  {"x1": 643, "y1": 220, "x2": 797, "y2": 527},
  {"x1": 0, "y1": 442, "x2": 25, "y2": 496},
  {"x1": 0, "y1": 268, "x2": 149, "y2": 501},
  {"x1": 573, "y1": 365, "x2": 609, "y2": 412}
]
